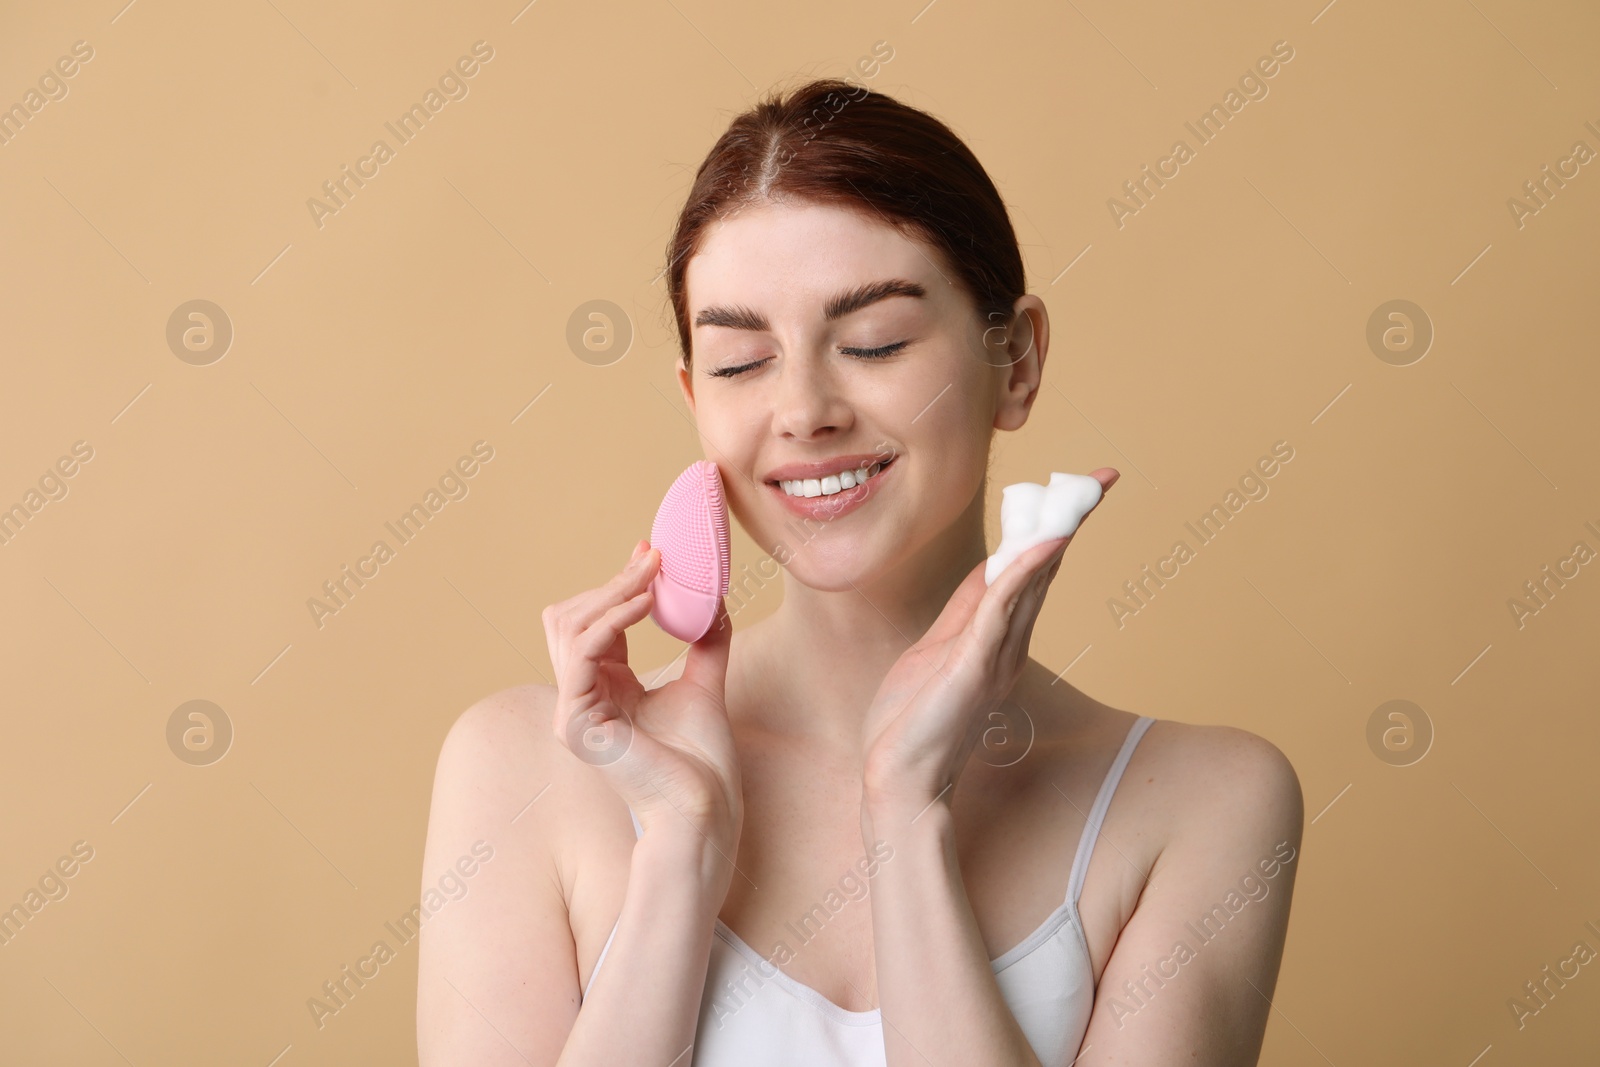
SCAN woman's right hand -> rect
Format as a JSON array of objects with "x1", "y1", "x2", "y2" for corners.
[{"x1": 541, "y1": 539, "x2": 742, "y2": 850}]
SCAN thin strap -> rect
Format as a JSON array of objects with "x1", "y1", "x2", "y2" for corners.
[
  {"x1": 584, "y1": 808, "x2": 641, "y2": 1002},
  {"x1": 1065, "y1": 715, "x2": 1155, "y2": 907},
  {"x1": 582, "y1": 920, "x2": 619, "y2": 1000}
]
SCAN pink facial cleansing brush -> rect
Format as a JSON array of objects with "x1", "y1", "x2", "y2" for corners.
[{"x1": 648, "y1": 460, "x2": 731, "y2": 643}]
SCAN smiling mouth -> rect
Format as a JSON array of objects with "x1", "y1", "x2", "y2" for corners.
[{"x1": 769, "y1": 455, "x2": 897, "y2": 498}]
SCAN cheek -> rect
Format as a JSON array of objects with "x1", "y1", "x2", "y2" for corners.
[
  {"x1": 901, "y1": 401, "x2": 990, "y2": 519},
  {"x1": 694, "y1": 404, "x2": 765, "y2": 505},
  {"x1": 902, "y1": 367, "x2": 990, "y2": 460},
  {"x1": 693, "y1": 398, "x2": 757, "y2": 455}
]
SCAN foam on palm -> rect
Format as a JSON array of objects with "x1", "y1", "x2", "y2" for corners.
[{"x1": 985, "y1": 472, "x2": 1103, "y2": 585}]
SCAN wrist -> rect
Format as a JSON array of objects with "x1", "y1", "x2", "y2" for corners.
[
  {"x1": 860, "y1": 784, "x2": 954, "y2": 843},
  {"x1": 633, "y1": 817, "x2": 742, "y2": 912},
  {"x1": 861, "y1": 750, "x2": 963, "y2": 815}
]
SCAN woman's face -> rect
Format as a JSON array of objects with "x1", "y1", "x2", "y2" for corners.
[{"x1": 677, "y1": 198, "x2": 1037, "y2": 592}]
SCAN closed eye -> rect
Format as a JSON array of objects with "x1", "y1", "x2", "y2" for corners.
[
  {"x1": 708, "y1": 340, "x2": 910, "y2": 379},
  {"x1": 841, "y1": 341, "x2": 909, "y2": 360}
]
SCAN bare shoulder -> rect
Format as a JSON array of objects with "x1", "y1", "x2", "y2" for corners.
[
  {"x1": 437, "y1": 680, "x2": 555, "y2": 763},
  {"x1": 424, "y1": 681, "x2": 567, "y2": 895},
  {"x1": 418, "y1": 682, "x2": 586, "y2": 1064},
  {"x1": 1134, "y1": 716, "x2": 1304, "y2": 834},
  {"x1": 1022, "y1": 666, "x2": 1300, "y2": 841},
  {"x1": 426, "y1": 680, "x2": 611, "y2": 861},
  {"x1": 1073, "y1": 714, "x2": 1304, "y2": 1062}
]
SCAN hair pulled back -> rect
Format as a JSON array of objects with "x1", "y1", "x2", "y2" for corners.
[{"x1": 666, "y1": 78, "x2": 1025, "y2": 368}]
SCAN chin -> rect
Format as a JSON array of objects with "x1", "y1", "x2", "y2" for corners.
[
  {"x1": 774, "y1": 528, "x2": 930, "y2": 594},
  {"x1": 772, "y1": 547, "x2": 867, "y2": 592}
]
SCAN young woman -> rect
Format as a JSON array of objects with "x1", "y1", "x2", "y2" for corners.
[{"x1": 418, "y1": 78, "x2": 1303, "y2": 1066}]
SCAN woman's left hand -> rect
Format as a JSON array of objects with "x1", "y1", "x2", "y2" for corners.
[{"x1": 859, "y1": 468, "x2": 1120, "y2": 810}]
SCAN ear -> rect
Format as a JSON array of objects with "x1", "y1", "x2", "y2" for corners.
[
  {"x1": 675, "y1": 355, "x2": 697, "y2": 418},
  {"x1": 991, "y1": 294, "x2": 1048, "y2": 433}
]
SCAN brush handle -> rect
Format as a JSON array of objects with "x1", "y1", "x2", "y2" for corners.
[{"x1": 650, "y1": 572, "x2": 719, "y2": 643}]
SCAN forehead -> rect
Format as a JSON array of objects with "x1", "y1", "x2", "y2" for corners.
[{"x1": 686, "y1": 199, "x2": 947, "y2": 313}]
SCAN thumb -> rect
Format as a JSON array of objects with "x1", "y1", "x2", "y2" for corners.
[{"x1": 681, "y1": 596, "x2": 733, "y2": 697}]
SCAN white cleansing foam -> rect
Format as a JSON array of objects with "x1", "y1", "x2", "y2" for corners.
[{"x1": 985, "y1": 472, "x2": 1104, "y2": 585}]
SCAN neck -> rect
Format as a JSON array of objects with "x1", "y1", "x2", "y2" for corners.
[{"x1": 743, "y1": 488, "x2": 990, "y2": 747}]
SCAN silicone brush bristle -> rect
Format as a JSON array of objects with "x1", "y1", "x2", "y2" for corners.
[
  {"x1": 650, "y1": 460, "x2": 729, "y2": 597},
  {"x1": 705, "y1": 467, "x2": 731, "y2": 598}
]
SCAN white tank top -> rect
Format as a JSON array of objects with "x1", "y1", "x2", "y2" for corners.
[{"x1": 582, "y1": 715, "x2": 1155, "y2": 1066}]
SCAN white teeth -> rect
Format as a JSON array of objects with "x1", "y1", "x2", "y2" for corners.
[{"x1": 779, "y1": 459, "x2": 891, "y2": 498}]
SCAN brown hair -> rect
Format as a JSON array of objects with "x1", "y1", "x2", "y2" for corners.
[{"x1": 665, "y1": 77, "x2": 1025, "y2": 368}]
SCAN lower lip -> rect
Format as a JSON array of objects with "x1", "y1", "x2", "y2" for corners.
[{"x1": 768, "y1": 459, "x2": 897, "y2": 521}]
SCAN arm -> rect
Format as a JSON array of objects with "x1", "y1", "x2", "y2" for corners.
[
  {"x1": 416, "y1": 686, "x2": 734, "y2": 1066},
  {"x1": 860, "y1": 794, "x2": 1046, "y2": 1067},
  {"x1": 852, "y1": 497, "x2": 1119, "y2": 1067},
  {"x1": 1076, "y1": 727, "x2": 1305, "y2": 1065}
]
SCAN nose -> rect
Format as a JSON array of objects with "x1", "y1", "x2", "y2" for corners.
[{"x1": 771, "y1": 350, "x2": 853, "y2": 441}]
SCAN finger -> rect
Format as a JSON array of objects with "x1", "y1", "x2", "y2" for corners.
[
  {"x1": 559, "y1": 585, "x2": 656, "y2": 700},
  {"x1": 992, "y1": 471, "x2": 1118, "y2": 587},
  {"x1": 552, "y1": 588, "x2": 651, "y2": 751},
  {"x1": 989, "y1": 533, "x2": 1070, "y2": 590},
  {"x1": 928, "y1": 470, "x2": 1119, "y2": 654},
  {"x1": 1011, "y1": 467, "x2": 1113, "y2": 633},
  {"x1": 964, "y1": 536, "x2": 1066, "y2": 665},
  {"x1": 1073, "y1": 468, "x2": 1118, "y2": 530},
  {"x1": 547, "y1": 546, "x2": 660, "y2": 667},
  {"x1": 1002, "y1": 536, "x2": 1067, "y2": 613},
  {"x1": 681, "y1": 594, "x2": 733, "y2": 698},
  {"x1": 1090, "y1": 467, "x2": 1121, "y2": 493},
  {"x1": 1000, "y1": 540, "x2": 1067, "y2": 667},
  {"x1": 994, "y1": 476, "x2": 1119, "y2": 668},
  {"x1": 573, "y1": 544, "x2": 659, "y2": 632}
]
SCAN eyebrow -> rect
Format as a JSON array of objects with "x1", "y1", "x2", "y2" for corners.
[{"x1": 692, "y1": 278, "x2": 927, "y2": 332}]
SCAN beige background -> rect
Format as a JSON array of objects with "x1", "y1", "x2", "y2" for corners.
[{"x1": 2, "y1": 0, "x2": 1598, "y2": 1062}]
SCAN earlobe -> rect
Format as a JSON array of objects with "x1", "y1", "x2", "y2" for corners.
[{"x1": 994, "y1": 379, "x2": 1035, "y2": 433}]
